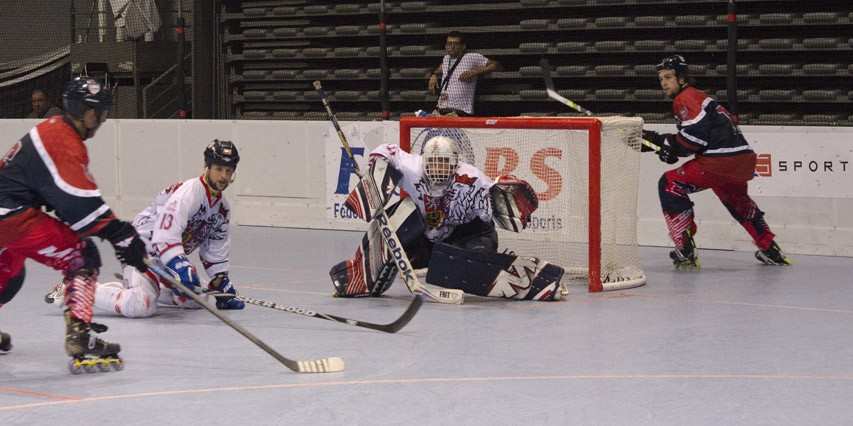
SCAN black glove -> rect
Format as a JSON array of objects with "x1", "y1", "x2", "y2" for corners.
[
  {"x1": 657, "y1": 142, "x2": 679, "y2": 164},
  {"x1": 99, "y1": 219, "x2": 148, "y2": 272},
  {"x1": 641, "y1": 130, "x2": 665, "y2": 152}
]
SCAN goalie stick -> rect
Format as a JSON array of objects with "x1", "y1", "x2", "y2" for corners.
[
  {"x1": 207, "y1": 292, "x2": 423, "y2": 334},
  {"x1": 313, "y1": 80, "x2": 464, "y2": 305},
  {"x1": 539, "y1": 58, "x2": 660, "y2": 152},
  {"x1": 145, "y1": 258, "x2": 345, "y2": 373}
]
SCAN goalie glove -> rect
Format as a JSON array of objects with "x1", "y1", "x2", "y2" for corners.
[{"x1": 490, "y1": 175, "x2": 539, "y2": 232}]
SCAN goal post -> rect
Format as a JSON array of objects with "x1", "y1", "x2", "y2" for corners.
[{"x1": 399, "y1": 115, "x2": 646, "y2": 292}]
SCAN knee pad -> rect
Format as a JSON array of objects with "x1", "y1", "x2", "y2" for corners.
[
  {"x1": 658, "y1": 173, "x2": 694, "y2": 214},
  {"x1": 0, "y1": 269, "x2": 25, "y2": 305},
  {"x1": 67, "y1": 238, "x2": 102, "y2": 279}
]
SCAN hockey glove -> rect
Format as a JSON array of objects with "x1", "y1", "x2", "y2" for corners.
[
  {"x1": 657, "y1": 140, "x2": 679, "y2": 164},
  {"x1": 99, "y1": 219, "x2": 148, "y2": 272},
  {"x1": 165, "y1": 255, "x2": 201, "y2": 295},
  {"x1": 641, "y1": 130, "x2": 665, "y2": 152},
  {"x1": 209, "y1": 273, "x2": 245, "y2": 310}
]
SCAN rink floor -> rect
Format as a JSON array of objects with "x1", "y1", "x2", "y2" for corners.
[{"x1": 1, "y1": 226, "x2": 852, "y2": 425}]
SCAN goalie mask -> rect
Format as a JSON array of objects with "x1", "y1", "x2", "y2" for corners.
[{"x1": 421, "y1": 136, "x2": 459, "y2": 196}]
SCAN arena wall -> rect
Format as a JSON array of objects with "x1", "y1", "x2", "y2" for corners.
[{"x1": 2, "y1": 119, "x2": 850, "y2": 257}]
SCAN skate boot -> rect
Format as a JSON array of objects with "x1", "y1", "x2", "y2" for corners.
[
  {"x1": 0, "y1": 330, "x2": 11, "y2": 352},
  {"x1": 64, "y1": 310, "x2": 123, "y2": 374},
  {"x1": 755, "y1": 241, "x2": 791, "y2": 265},
  {"x1": 670, "y1": 230, "x2": 700, "y2": 270},
  {"x1": 44, "y1": 281, "x2": 67, "y2": 305}
]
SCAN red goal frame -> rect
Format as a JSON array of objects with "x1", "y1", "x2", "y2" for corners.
[{"x1": 399, "y1": 116, "x2": 608, "y2": 292}]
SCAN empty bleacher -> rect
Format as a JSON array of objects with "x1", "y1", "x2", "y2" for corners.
[{"x1": 222, "y1": 0, "x2": 853, "y2": 124}]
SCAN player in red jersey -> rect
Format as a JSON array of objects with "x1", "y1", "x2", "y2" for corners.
[
  {"x1": 0, "y1": 76, "x2": 147, "y2": 372},
  {"x1": 642, "y1": 55, "x2": 790, "y2": 269}
]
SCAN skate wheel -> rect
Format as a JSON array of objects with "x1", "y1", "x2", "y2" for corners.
[
  {"x1": 83, "y1": 363, "x2": 97, "y2": 374},
  {"x1": 68, "y1": 360, "x2": 83, "y2": 375},
  {"x1": 97, "y1": 362, "x2": 112, "y2": 372},
  {"x1": 112, "y1": 360, "x2": 124, "y2": 371}
]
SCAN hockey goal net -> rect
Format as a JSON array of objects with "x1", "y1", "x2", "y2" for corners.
[{"x1": 399, "y1": 116, "x2": 646, "y2": 292}]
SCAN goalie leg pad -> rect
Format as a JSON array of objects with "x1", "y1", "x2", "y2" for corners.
[
  {"x1": 426, "y1": 243, "x2": 565, "y2": 301},
  {"x1": 331, "y1": 198, "x2": 425, "y2": 297}
]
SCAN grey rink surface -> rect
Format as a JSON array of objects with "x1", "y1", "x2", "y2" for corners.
[{"x1": 1, "y1": 226, "x2": 852, "y2": 426}]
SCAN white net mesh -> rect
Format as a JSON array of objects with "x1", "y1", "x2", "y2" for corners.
[{"x1": 405, "y1": 116, "x2": 646, "y2": 292}]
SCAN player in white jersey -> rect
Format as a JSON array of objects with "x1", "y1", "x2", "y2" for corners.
[
  {"x1": 45, "y1": 140, "x2": 246, "y2": 317},
  {"x1": 331, "y1": 136, "x2": 565, "y2": 301}
]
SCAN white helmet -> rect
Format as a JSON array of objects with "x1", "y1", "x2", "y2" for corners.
[{"x1": 422, "y1": 136, "x2": 459, "y2": 196}]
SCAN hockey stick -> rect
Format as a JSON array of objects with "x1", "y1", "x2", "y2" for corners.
[
  {"x1": 313, "y1": 80, "x2": 464, "y2": 305},
  {"x1": 539, "y1": 58, "x2": 660, "y2": 152},
  {"x1": 207, "y1": 292, "x2": 423, "y2": 334},
  {"x1": 144, "y1": 258, "x2": 345, "y2": 373}
]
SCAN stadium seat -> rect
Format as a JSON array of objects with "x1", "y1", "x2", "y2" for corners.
[
  {"x1": 714, "y1": 89, "x2": 753, "y2": 101},
  {"x1": 243, "y1": 29, "x2": 267, "y2": 38},
  {"x1": 304, "y1": 27, "x2": 331, "y2": 36},
  {"x1": 758, "y1": 89, "x2": 796, "y2": 100},
  {"x1": 716, "y1": 14, "x2": 750, "y2": 25},
  {"x1": 802, "y1": 64, "x2": 839, "y2": 75},
  {"x1": 633, "y1": 89, "x2": 663, "y2": 100},
  {"x1": 557, "y1": 0, "x2": 586, "y2": 4},
  {"x1": 634, "y1": 40, "x2": 667, "y2": 50},
  {"x1": 716, "y1": 39, "x2": 750, "y2": 49},
  {"x1": 638, "y1": 112, "x2": 670, "y2": 122},
  {"x1": 556, "y1": 18, "x2": 587, "y2": 28},
  {"x1": 634, "y1": 16, "x2": 668, "y2": 26},
  {"x1": 334, "y1": 4, "x2": 362, "y2": 13},
  {"x1": 519, "y1": 66, "x2": 544, "y2": 76},
  {"x1": 243, "y1": 49, "x2": 268, "y2": 59},
  {"x1": 271, "y1": 70, "x2": 298, "y2": 79},
  {"x1": 593, "y1": 65, "x2": 628, "y2": 75},
  {"x1": 519, "y1": 90, "x2": 547, "y2": 99},
  {"x1": 302, "y1": 69, "x2": 330, "y2": 79},
  {"x1": 754, "y1": 113, "x2": 799, "y2": 123},
  {"x1": 674, "y1": 39, "x2": 708, "y2": 50},
  {"x1": 558, "y1": 89, "x2": 589, "y2": 99},
  {"x1": 593, "y1": 17, "x2": 628, "y2": 28},
  {"x1": 802, "y1": 38, "x2": 842, "y2": 49},
  {"x1": 272, "y1": 91, "x2": 299, "y2": 101},
  {"x1": 303, "y1": 91, "x2": 321, "y2": 100},
  {"x1": 401, "y1": 2, "x2": 428, "y2": 11},
  {"x1": 521, "y1": 0, "x2": 549, "y2": 5},
  {"x1": 304, "y1": 5, "x2": 329, "y2": 14},
  {"x1": 272, "y1": 112, "x2": 304, "y2": 119},
  {"x1": 272, "y1": 27, "x2": 298, "y2": 37},
  {"x1": 400, "y1": 90, "x2": 429, "y2": 100},
  {"x1": 335, "y1": 112, "x2": 368, "y2": 120},
  {"x1": 242, "y1": 111, "x2": 271, "y2": 119},
  {"x1": 334, "y1": 69, "x2": 364, "y2": 79},
  {"x1": 399, "y1": 46, "x2": 429, "y2": 55},
  {"x1": 302, "y1": 48, "x2": 331, "y2": 57},
  {"x1": 272, "y1": 7, "x2": 296, "y2": 16},
  {"x1": 757, "y1": 64, "x2": 794, "y2": 75},
  {"x1": 520, "y1": 19, "x2": 550, "y2": 30},
  {"x1": 244, "y1": 91, "x2": 269, "y2": 100},
  {"x1": 594, "y1": 89, "x2": 628, "y2": 99},
  {"x1": 633, "y1": 64, "x2": 657, "y2": 75},
  {"x1": 519, "y1": 43, "x2": 550, "y2": 53},
  {"x1": 759, "y1": 13, "x2": 793, "y2": 24},
  {"x1": 400, "y1": 23, "x2": 431, "y2": 33},
  {"x1": 556, "y1": 65, "x2": 588, "y2": 75},
  {"x1": 336, "y1": 26, "x2": 362, "y2": 35},
  {"x1": 801, "y1": 90, "x2": 839, "y2": 100},
  {"x1": 555, "y1": 42, "x2": 586, "y2": 52},
  {"x1": 674, "y1": 15, "x2": 709, "y2": 26},
  {"x1": 333, "y1": 91, "x2": 364, "y2": 101},
  {"x1": 243, "y1": 8, "x2": 266, "y2": 17},
  {"x1": 271, "y1": 49, "x2": 298, "y2": 58},
  {"x1": 758, "y1": 38, "x2": 795, "y2": 49},
  {"x1": 366, "y1": 68, "x2": 382, "y2": 78},
  {"x1": 716, "y1": 64, "x2": 753, "y2": 74},
  {"x1": 593, "y1": 41, "x2": 628, "y2": 51},
  {"x1": 803, "y1": 114, "x2": 844, "y2": 124},
  {"x1": 399, "y1": 68, "x2": 431, "y2": 78},
  {"x1": 241, "y1": 70, "x2": 268, "y2": 79},
  {"x1": 803, "y1": 12, "x2": 842, "y2": 24},
  {"x1": 334, "y1": 47, "x2": 363, "y2": 57}
]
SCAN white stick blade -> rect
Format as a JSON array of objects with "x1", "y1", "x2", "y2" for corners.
[{"x1": 297, "y1": 357, "x2": 345, "y2": 373}]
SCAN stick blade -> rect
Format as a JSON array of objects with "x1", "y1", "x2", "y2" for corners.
[{"x1": 296, "y1": 356, "x2": 345, "y2": 373}]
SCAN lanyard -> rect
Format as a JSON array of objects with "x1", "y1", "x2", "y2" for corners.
[{"x1": 440, "y1": 53, "x2": 467, "y2": 94}]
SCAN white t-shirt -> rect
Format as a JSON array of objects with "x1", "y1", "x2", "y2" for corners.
[
  {"x1": 437, "y1": 52, "x2": 489, "y2": 114},
  {"x1": 370, "y1": 144, "x2": 493, "y2": 242}
]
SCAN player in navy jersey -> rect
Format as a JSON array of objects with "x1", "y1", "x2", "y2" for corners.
[
  {"x1": 0, "y1": 77, "x2": 147, "y2": 371},
  {"x1": 642, "y1": 55, "x2": 790, "y2": 269}
]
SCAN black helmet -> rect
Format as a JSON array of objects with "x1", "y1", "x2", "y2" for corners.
[
  {"x1": 656, "y1": 54, "x2": 689, "y2": 76},
  {"x1": 62, "y1": 76, "x2": 113, "y2": 118},
  {"x1": 204, "y1": 139, "x2": 240, "y2": 169}
]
